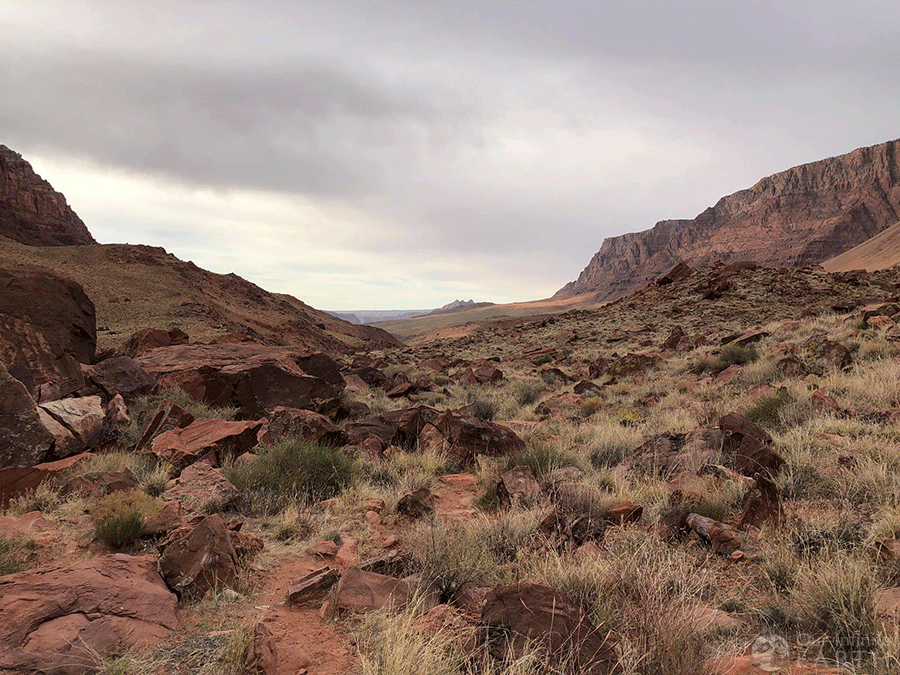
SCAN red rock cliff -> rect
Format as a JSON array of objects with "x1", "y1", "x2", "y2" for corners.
[
  {"x1": 556, "y1": 139, "x2": 900, "y2": 300},
  {"x1": 0, "y1": 145, "x2": 96, "y2": 246}
]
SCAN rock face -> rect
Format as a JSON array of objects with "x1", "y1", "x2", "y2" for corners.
[
  {"x1": 556, "y1": 139, "x2": 900, "y2": 300},
  {"x1": 0, "y1": 365, "x2": 54, "y2": 468},
  {"x1": 0, "y1": 554, "x2": 179, "y2": 675},
  {"x1": 0, "y1": 267, "x2": 97, "y2": 401},
  {"x1": 0, "y1": 145, "x2": 96, "y2": 247},
  {"x1": 137, "y1": 344, "x2": 344, "y2": 419}
]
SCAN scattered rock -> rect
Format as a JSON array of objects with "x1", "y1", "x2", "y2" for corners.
[
  {"x1": 287, "y1": 566, "x2": 340, "y2": 605},
  {"x1": 606, "y1": 501, "x2": 643, "y2": 525},
  {"x1": 482, "y1": 583, "x2": 618, "y2": 674},
  {"x1": 82, "y1": 356, "x2": 157, "y2": 402},
  {"x1": 397, "y1": 488, "x2": 436, "y2": 518},
  {"x1": 134, "y1": 399, "x2": 195, "y2": 452},
  {"x1": 158, "y1": 514, "x2": 241, "y2": 595},
  {"x1": 162, "y1": 462, "x2": 240, "y2": 512},
  {"x1": 682, "y1": 603, "x2": 743, "y2": 636},
  {"x1": 150, "y1": 417, "x2": 262, "y2": 467},
  {"x1": 497, "y1": 465, "x2": 542, "y2": 508},
  {"x1": 264, "y1": 406, "x2": 348, "y2": 446}
]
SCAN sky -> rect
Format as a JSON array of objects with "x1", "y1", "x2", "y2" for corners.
[{"x1": 1, "y1": 1, "x2": 899, "y2": 310}]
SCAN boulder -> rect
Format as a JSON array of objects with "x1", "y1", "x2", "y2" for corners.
[
  {"x1": 686, "y1": 513, "x2": 742, "y2": 555},
  {"x1": 264, "y1": 406, "x2": 348, "y2": 446},
  {"x1": 158, "y1": 514, "x2": 240, "y2": 595},
  {"x1": 244, "y1": 622, "x2": 279, "y2": 675},
  {"x1": 0, "y1": 510, "x2": 55, "y2": 539},
  {"x1": 38, "y1": 395, "x2": 105, "y2": 456},
  {"x1": 162, "y1": 462, "x2": 240, "y2": 512},
  {"x1": 482, "y1": 583, "x2": 618, "y2": 674},
  {"x1": 804, "y1": 337, "x2": 853, "y2": 373},
  {"x1": 118, "y1": 327, "x2": 189, "y2": 358},
  {"x1": 137, "y1": 344, "x2": 344, "y2": 419},
  {"x1": 656, "y1": 262, "x2": 693, "y2": 286},
  {"x1": 333, "y1": 567, "x2": 424, "y2": 613},
  {"x1": 0, "y1": 452, "x2": 92, "y2": 507},
  {"x1": 682, "y1": 603, "x2": 743, "y2": 636},
  {"x1": 0, "y1": 554, "x2": 178, "y2": 674},
  {"x1": 287, "y1": 566, "x2": 340, "y2": 605},
  {"x1": 0, "y1": 365, "x2": 54, "y2": 468},
  {"x1": 134, "y1": 399, "x2": 195, "y2": 452},
  {"x1": 432, "y1": 410, "x2": 525, "y2": 465},
  {"x1": 82, "y1": 356, "x2": 157, "y2": 402},
  {"x1": 397, "y1": 488, "x2": 436, "y2": 518},
  {"x1": 497, "y1": 466, "x2": 542, "y2": 508},
  {"x1": 0, "y1": 267, "x2": 96, "y2": 402},
  {"x1": 149, "y1": 417, "x2": 262, "y2": 467}
]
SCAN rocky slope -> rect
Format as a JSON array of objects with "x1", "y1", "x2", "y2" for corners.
[
  {"x1": 822, "y1": 219, "x2": 900, "y2": 272},
  {"x1": 0, "y1": 145, "x2": 96, "y2": 246},
  {"x1": 0, "y1": 237, "x2": 403, "y2": 353},
  {"x1": 556, "y1": 138, "x2": 900, "y2": 301}
]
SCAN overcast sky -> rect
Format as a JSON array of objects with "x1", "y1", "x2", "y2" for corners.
[{"x1": 2, "y1": 1, "x2": 898, "y2": 309}]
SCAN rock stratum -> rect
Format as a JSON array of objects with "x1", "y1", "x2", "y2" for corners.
[
  {"x1": 556, "y1": 138, "x2": 900, "y2": 301},
  {"x1": 0, "y1": 145, "x2": 96, "y2": 247}
]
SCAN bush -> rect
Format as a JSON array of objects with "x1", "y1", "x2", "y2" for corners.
[
  {"x1": 506, "y1": 441, "x2": 580, "y2": 481},
  {"x1": 91, "y1": 489, "x2": 161, "y2": 550},
  {"x1": 95, "y1": 510, "x2": 145, "y2": 550},
  {"x1": 469, "y1": 398, "x2": 496, "y2": 421},
  {"x1": 720, "y1": 343, "x2": 759, "y2": 367},
  {"x1": 513, "y1": 379, "x2": 544, "y2": 406},
  {"x1": 225, "y1": 437, "x2": 353, "y2": 513},
  {"x1": 0, "y1": 535, "x2": 33, "y2": 575},
  {"x1": 744, "y1": 389, "x2": 795, "y2": 430}
]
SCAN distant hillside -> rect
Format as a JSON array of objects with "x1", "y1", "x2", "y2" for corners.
[
  {"x1": 0, "y1": 236, "x2": 403, "y2": 353},
  {"x1": 557, "y1": 138, "x2": 900, "y2": 301},
  {"x1": 0, "y1": 145, "x2": 96, "y2": 246},
  {"x1": 823, "y1": 220, "x2": 900, "y2": 272}
]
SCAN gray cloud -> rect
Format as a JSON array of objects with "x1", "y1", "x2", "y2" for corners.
[{"x1": 1, "y1": 1, "x2": 899, "y2": 308}]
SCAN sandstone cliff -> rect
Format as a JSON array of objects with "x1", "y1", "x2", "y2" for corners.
[
  {"x1": 556, "y1": 139, "x2": 900, "y2": 300},
  {"x1": 0, "y1": 145, "x2": 96, "y2": 246}
]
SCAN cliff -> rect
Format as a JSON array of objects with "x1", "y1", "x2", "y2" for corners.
[
  {"x1": 0, "y1": 145, "x2": 96, "y2": 246},
  {"x1": 556, "y1": 139, "x2": 900, "y2": 300}
]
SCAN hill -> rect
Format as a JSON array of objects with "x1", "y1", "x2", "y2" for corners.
[
  {"x1": 822, "y1": 220, "x2": 900, "y2": 272},
  {"x1": 556, "y1": 138, "x2": 900, "y2": 301},
  {"x1": 0, "y1": 235, "x2": 402, "y2": 353}
]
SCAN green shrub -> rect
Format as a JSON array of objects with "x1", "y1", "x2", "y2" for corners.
[
  {"x1": 225, "y1": 437, "x2": 353, "y2": 513},
  {"x1": 506, "y1": 441, "x2": 580, "y2": 481},
  {"x1": 91, "y1": 489, "x2": 161, "y2": 550},
  {"x1": 469, "y1": 398, "x2": 496, "y2": 421},
  {"x1": 745, "y1": 390, "x2": 795, "y2": 430},
  {"x1": 95, "y1": 510, "x2": 145, "y2": 550},
  {"x1": 579, "y1": 397, "x2": 604, "y2": 418},
  {"x1": 0, "y1": 535, "x2": 33, "y2": 575},
  {"x1": 720, "y1": 343, "x2": 759, "y2": 367},
  {"x1": 513, "y1": 379, "x2": 544, "y2": 406}
]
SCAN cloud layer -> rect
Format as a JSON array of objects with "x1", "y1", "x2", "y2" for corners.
[{"x1": 2, "y1": 1, "x2": 898, "y2": 308}]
